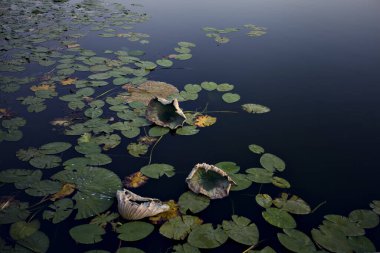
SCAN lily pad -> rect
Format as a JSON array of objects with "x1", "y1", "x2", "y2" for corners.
[
  {"x1": 43, "y1": 198, "x2": 74, "y2": 224},
  {"x1": 222, "y1": 93, "x2": 240, "y2": 103},
  {"x1": 176, "y1": 126, "x2": 199, "y2": 136},
  {"x1": 17, "y1": 231, "x2": 49, "y2": 253},
  {"x1": 172, "y1": 243, "x2": 201, "y2": 253},
  {"x1": 255, "y1": 194, "x2": 273, "y2": 208},
  {"x1": 69, "y1": 224, "x2": 105, "y2": 244},
  {"x1": 187, "y1": 224, "x2": 228, "y2": 249},
  {"x1": 29, "y1": 155, "x2": 62, "y2": 169},
  {"x1": 140, "y1": 163, "x2": 175, "y2": 179},
  {"x1": 148, "y1": 126, "x2": 170, "y2": 136},
  {"x1": 116, "y1": 248, "x2": 145, "y2": 253},
  {"x1": 249, "y1": 144, "x2": 265, "y2": 154},
  {"x1": 52, "y1": 167, "x2": 121, "y2": 219},
  {"x1": 159, "y1": 215, "x2": 202, "y2": 240},
  {"x1": 10, "y1": 220, "x2": 40, "y2": 240},
  {"x1": 260, "y1": 153, "x2": 286, "y2": 172},
  {"x1": 156, "y1": 59, "x2": 173, "y2": 68},
  {"x1": 127, "y1": 143, "x2": 148, "y2": 157},
  {"x1": 222, "y1": 215, "x2": 259, "y2": 246},
  {"x1": 242, "y1": 104, "x2": 270, "y2": 114},
  {"x1": 262, "y1": 208, "x2": 296, "y2": 229},
  {"x1": 200, "y1": 81, "x2": 217, "y2": 91},
  {"x1": 277, "y1": 229, "x2": 316, "y2": 253},
  {"x1": 116, "y1": 221, "x2": 154, "y2": 241},
  {"x1": 348, "y1": 209, "x2": 379, "y2": 229},
  {"x1": 178, "y1": 191, "x2": 210, "y2": 214},
  {"x1": 245, "y1": 168, "x2": 273, "y2": 183}
]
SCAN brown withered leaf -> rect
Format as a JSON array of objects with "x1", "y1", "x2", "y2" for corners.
[
  {"x1": 30, "y1": 83, "x2": 56, "y2": 92},
  {"x1": 194, "y1": 115, "x2": 217, "y2": 127},
  {"x1": 60, "y1": 77, "x2": 77, "y2": 86},
  {"x1": 123, "y1": 172, "x2": 148, "y2": 188},
  {"x1": 149, "y1": 200, "x2": 180, "y2": 224},
  {"x1": 138, "y1": 136, "x2": 158, "y2": 146},
  {"x1": 50, "y1": 183, "x2": 76, "y2": 201},
  {"x1": 67, "y1": 43, "x2": 80, "y2": 49}
]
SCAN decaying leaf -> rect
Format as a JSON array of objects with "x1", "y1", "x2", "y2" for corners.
[
  {"x1": 49, "y1": 118, "x2": 72, "y2": 127},
  {"x1": 149, "y1": 200, "x2": 180, "y2": 224},
  {"x1": 123, "y1": 172, "x2": 149, "y2": 188},
  {"x1": 138, "y1": 136, "x2": 158, "y2": 145},
  {"x1": 122, "y1": 81, "x2": 179, "y2": 105},
  {"x1": 50, "y1": 183, "x2": 76, "y2": 201},
  {"x1": 116, "y1": 189, "x2": 170, "y2": 220},
  {"x1": 194, "y1": 115, "x2": 217, "y2": 127},
  {"x1": 0, "y1": 196, "x2": 16, "y2": 211},
  {"x1": 186, "y1": 163, "x2": 236, "y2": 199},
  {"x1": 0, "y1": 108, "x2": 13, "y2": 119},
  {"x1": 67, "y1": 43, "x2": 80, "y2": 49},
  {"x1": 30, "y1": 84, "x2": 55, "y2": 92},
  {"x1": 60, "y1": 77, "x2": 78, "y2": 86},
  {"x1": 146, "y1": 98, "x2": 186, "y2": 129}
]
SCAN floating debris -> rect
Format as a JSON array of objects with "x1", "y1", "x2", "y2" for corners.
[
  {"x1": 186, "y1": 163, "x2": 236, "y2": 199},
  {"x1": 116, "y1": 189, "x2": 170, "y2": 220},
  {"x1": 146, "y1": 98, "x2": 186, "y2": 129}
]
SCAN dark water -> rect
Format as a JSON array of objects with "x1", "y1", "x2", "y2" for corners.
[{"x1": 1, "y1": 0, "x2": 380, "y2": 252}]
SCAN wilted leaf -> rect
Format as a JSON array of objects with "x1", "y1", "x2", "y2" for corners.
[
  {"x1": 194, "y1": 115, "x2": 217, "y2": 127},
  {"x1": 50, "y1": 183, "x2": 76, "y2": 201},
  {"x1": 149, "y1": 200, "x2": 179, "y2": 224},
  {"x1": 61, "y1": 77, "x2": 77, "y2": 86},
  {"x1": 123, "y1": 172, "x2": 148, "y2": 188},
  {"x1": 242, "y1": 104, "x2": 270, "y2": 114}
]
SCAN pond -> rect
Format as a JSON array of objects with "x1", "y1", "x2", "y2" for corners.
[{"x1": 1, "y1": 0, "x2": 380, "y2": 252}]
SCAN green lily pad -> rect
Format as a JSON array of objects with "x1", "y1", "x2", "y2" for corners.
[
  {"x1": 187, "y1": 224, "x2": 228, "y2": 249},
  {"x1": 255, "y1": 194, "x2": 273, "y2": 208},
  {"x1": 277, "y1": 229, "x2": 316, "y2": 253},
  {"x1": 184, "y1": 84, "x2": 202, "y2": 93},
  {"x1": 222, "y1": 93, "x2": 240, "y2": 103},
  {"x1": 172, "y1": 243, "x2": 201, "y2": 253},
  {"x1": 245, "y1": 168, "x2": 273, "y2": 183},
  {"x1": 0, "y1": 201, "x2": 30, "y2": 224},
  {"x1": 25, "y1": 180, "x2": 62, "y2": 197},
  {"x1": 75, "y1": 142, "x2": 102, "y2": 155},
  {"x1": 348, "y1": 209, "x2": 379, "y2": 229},
  {"x1": 323, "y1": 215, "x2": 365, "y2": 236},
  {"x1": 249, "y1": 144, "x2": 265, "y2": 154},
  {"x1": 273, "y1": 194, "x2": 310, "y2": 214},
  {"x1": 156, "y1": 59, "x2": 173, "y2": 68},
  {"x1": 116, "y1": 221, "x2": 154, "y2": 241},
  {"x1": 222, "y1": 215, "x2": 259, "y2": 246},
  {"x1": 29, "y1": 155, "x2": 62, "y2": 169},
  {"x1": 216, "y1": 83, "x2": 234, "y2": 92},
  {"x1": 52, "y1": 167, "x2": 121, "y2": 219},
  {"x1": 262, "y1": 208, "x2": 296, "y2": 229},
  {"x1": 17, "y1": 231, "x2": 49, "y2": 253},
  {"x1": 69, "y1": 224, "x2": 105, "y2": 244},
  {"x1": 215, "y1": 161, "x2": 240, "y2": 174},
  {"x1": 260, "y1": 153, "x2": 286, "y2": 172},
  {"x1": 10, "y1": 220, "x2": 40, "y2": 240},
  {"x1": 271, "y1": 177, "x2": 291, "y2": 189},
  {"x1": 160, "y1": 215, "x2": 202, "y2": 240},
  {"x1": 242, "y1": 104, "x2": 270, "y2": 114},
  {"x1": 176, "y1": 126, "x2": 199, "y2": 136},
  {"x1": 140, "y1": 163, "x2": 175, "y2": 179},
  {"x1": 369, "y1": 200, "x2": 380, "y2": 215},
  {"x1": 174, "y1": 54, "x2": 192, "y2": 60},
  {"x1": 229, "y1": 174, "x2": 252, "y2": 191},
  {"x1": 43, "y1": 198, "x2": 74, "y2": 224},
  {"x1": 178, "y1": 191, "x2": 210, "y2": 214},
  {"x1": 149, "y1": 126, "x2": 170, "y2": 136},
  {"x1": 200, "y1": 81, "x2": 217, "y2": 91},
  {"x1": 39, "y1": 142, "x2": 72, "y2": 154},
  {"x1": 252, "y1": 246, "x2": 277, "y2": 253},
  {"x1": 178, "y1": 42, "x2": 196, "y2": 48},
  {"x1": 127, "y1": 143, "x2": 148, "y2": 157}
]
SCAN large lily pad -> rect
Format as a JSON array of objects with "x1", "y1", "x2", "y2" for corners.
[
  {"x1": 260, "y1": 153, "x2": 286, "y2": 172},
  {"x1": 178, "y1": 191, "x2": 210, "y2": 214},
  {"x1": 277, "y1": 229, "x2": 316, "y2": 253},
  {"x1": 10, "y1": 220, "x2": 40, "y2": 240},
  {"x1": 140, "y1": 163, "x2": 175, "y2": 179},
  {"x1": 116, "y1": 221, "x2": 154, "y2": 241},
  {"x1": 262, "y1": 208, "x2": 296, "y2": 229},
  {"x1": 187, "y1": 224, "x2": 228, "y2": 249},
  {"x1": 222, "y1": 215, "x2": 259, "y2": 246},
  {"x1": 348, "y1": 209, "x2": 379, "y2": 229},
  {"x1": 52, "y1": 167, "x2": 121, "y2": 219},
  {"x1": 69, "y1": 224, "x2": 105, "y2": 244},
  {"x1": 159, "y1": 215, "x2": 202, "y2": 240},
  {"x1": 122, "y1": 81, "x2": 179, "y2": 105}
]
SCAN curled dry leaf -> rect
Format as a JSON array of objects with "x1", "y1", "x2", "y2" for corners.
[
  {"x1": 50, "y1": 183, "x2": 76, "y2": 201},
  {"x1": 194, "y1": 115, "x2": 217, "y2": 127},
  {"x1": 146, "y1": 98, "x2": 186, "y2": 129},
  {"x1": 116, "y1": 189, "x2": 170, "y2": 220},
  {"x1": 186, "y1": 163, "x2": 236, "y2": 199},
  {"x1": 123, "y1": 171, "x2": 149, "y2": 188}
]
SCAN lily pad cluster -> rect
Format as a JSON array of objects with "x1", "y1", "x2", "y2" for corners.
[{"x1": 203, "y1": 24, "x2": 267, "y2": 44}]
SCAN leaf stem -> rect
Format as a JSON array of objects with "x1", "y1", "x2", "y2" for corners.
[{"x1": 148, "y1": 135, "x2": 163, "y2": 165}]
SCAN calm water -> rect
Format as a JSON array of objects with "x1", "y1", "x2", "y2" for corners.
[{"x1": 1, "y1": 0, "x2": 380, "y2": 252}]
